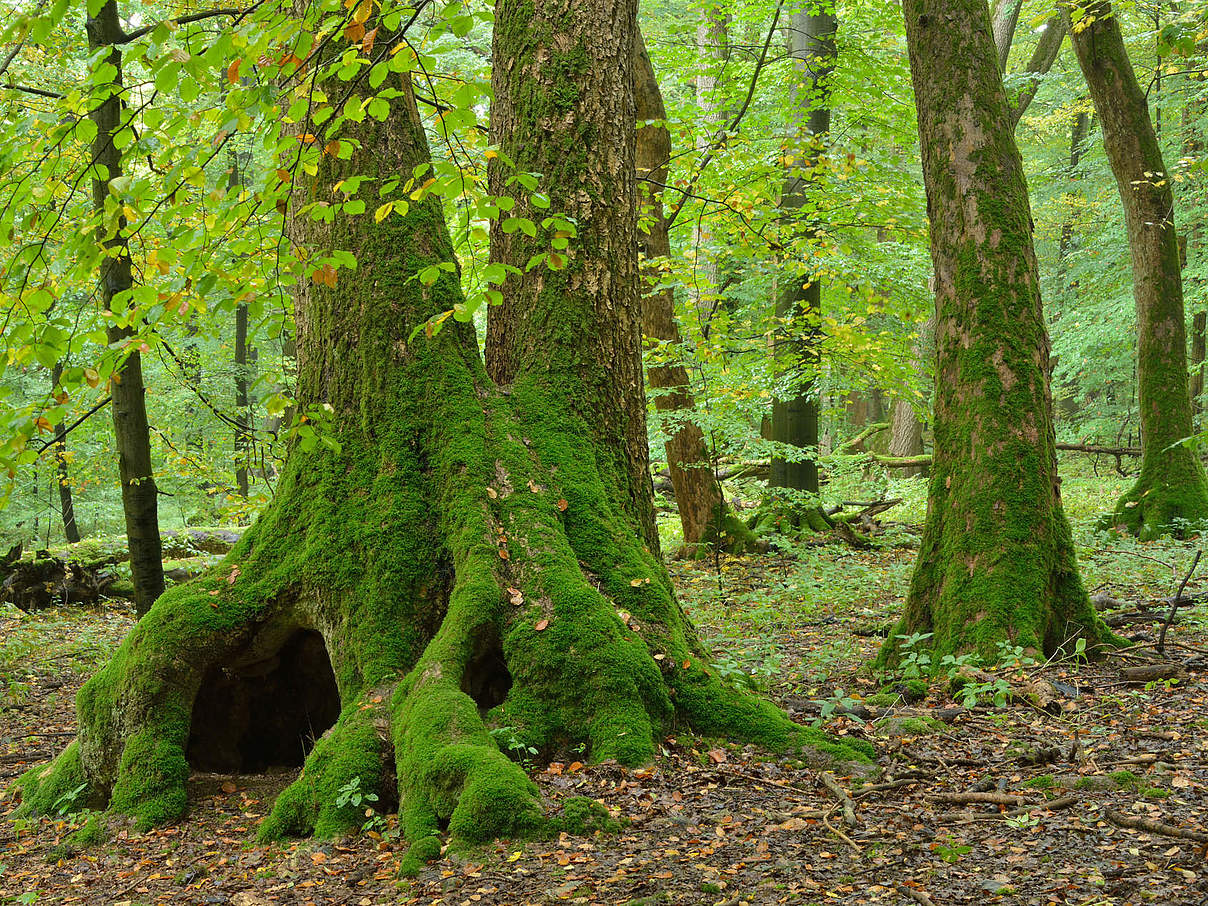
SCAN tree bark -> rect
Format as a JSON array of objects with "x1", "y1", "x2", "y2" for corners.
[
  {"x1": 1070, "y1": 0, "x2": 1208, "y2": 538},
  {"x1": 692, "y1": 4, "x2": 729, "y2": 327},
  {"x1": 769, "y1": 6, "x2": 837, "y2": 496},
  {"x1": 232, "y1": 148, "x2": 252, "y2": 500},
  {"x1": 86, "y1": 1, "x2": 164, "y2": 617},
  {"x1": 1007, "y1": 8, "x2": 1069, "y2": 128},
  {"x1": 50, "y1": 362, "x2": 81, "y2": 543},
  {"x1": 633, "y1": 33, "x2": 751, "y2": 553},
  {"x1": 883, "y1": 0, "x2": 1113, "y2": 661},
  {"x1": 17, "y1": 2, "x2": 870, "y2": 861},
  {"x1": 991, "y1": 0, "x2": 1022, "y2": 71}
]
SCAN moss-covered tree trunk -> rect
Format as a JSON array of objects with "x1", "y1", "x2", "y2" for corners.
[
  {"x1": 1070, "y1": 1, "x2": 1208, "y2": 538},
  {"x1": 633, "y1": 33, "x2": 752, "y2": 555},
  {"x1": 87, "y1": 1, "x2": 163, "y2": 616},
  {"x1": 882, "y1": 0, "x2": 1113, "y2": 661},
  {"x1": 17, "y1": 7, "x2": 867, "y2": 866}
]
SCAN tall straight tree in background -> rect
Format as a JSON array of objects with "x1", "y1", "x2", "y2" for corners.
[
  {"x1": 769, "y1": 4, "x2": 837, "y2": 499},
  {"x1": 86, "y1": 0, "x2": 164, "y2": 616},
  {"x1": 634, "y1": 33, "x2": 752, "y2": 553},
  {"x1": 882, "y1": 0, "x2": 1111, "y2": 660},
  {"x1": 18, "y1": 0, "x2": 866, "y2": 858},
  {"x1": 1070, "y1": 1, "x2": 1208, "y2": 538}
]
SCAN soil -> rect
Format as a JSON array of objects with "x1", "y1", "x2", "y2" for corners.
[{"x1": 2, "y1": 545, "x2": 1206, "y2": 905}]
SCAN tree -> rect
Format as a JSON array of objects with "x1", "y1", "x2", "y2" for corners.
[
  {"x1": 1069, "y1": 0, "x2": 1208, "y2": 538},
  {"x1": 50, "y1": 362, "x2": 81, "y2": 543},
  {"x1": 881, "y1": 0, "x2": 1112, "y2": 660},
  {"x1": 633, "y1": 32, "x2": 752, "y2": 554},
  {"x1": 769, "y1": 4, "x2": 837, "y2": 504},
  {"x1": 86, "y1": 0, "x2": 164, "y2": 615},
  {"x1": 16, "y1": 2, "x2": 867, "y2": 866}
]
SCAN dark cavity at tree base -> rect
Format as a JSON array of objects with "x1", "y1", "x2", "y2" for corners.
[{"x1": 13, "y1": 384, "x2": 873, "y2": 875}]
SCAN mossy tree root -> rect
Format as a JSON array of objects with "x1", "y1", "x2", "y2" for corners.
[
  {"x1": 13, "y1": 387, "x2": 872, "y2": 871},
  {"x1": 1098, "y1": 464, "x2": 1208, "y2": 540}
]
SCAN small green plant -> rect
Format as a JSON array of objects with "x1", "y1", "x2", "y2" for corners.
[
  {"x1": 931, "y1": 835, "x2": 971, "y2": 863},
  {"x1": 810, "y1": 688, "x2": 865, "y2": 727},
  {"x1": 334, "y1": 776, "x2": 378, "y2": 812},
  {"x1": 489, "y1": 725, "x2": 538, "y2": 762},
  {"x1": 1004, "y1": 812, "x2": 1040, "y2": 830},
  {"x1": 896, "y1": 632, "x2": 933, "y2": 679},
  {"x1": 51, "y1": 782, "x2": 88, "y2": 817}
]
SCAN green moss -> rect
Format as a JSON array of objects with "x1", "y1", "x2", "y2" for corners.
[
  {"x1": 1023, "y1": 774, "x2": 1055, "y2": 790},
  {"x1": 1141, "y1": 786, "x2": 1170, "y2": 799},
  {"x1": 12, "y1": 741, "x2": 89, "y2": 818},
  {"x1": 399, "y1": 834, "x2": 442, "y2": 877},
  {"x1": 879, "y1": 715, "x2": 944, "y2": 737},
  {"x1": 553, "y1": 796, "x2": 620, "y2": 835},
  {"x1": 260, "y1": 699, "x2": 390, "y2": 840},
  {"x1": 108, "y1": 729, "x2": 189, "y2": 829},
  {"x1": 70, "y1": 811, "x2": 108, "y2": 847},
  {"x1": 1110, "y1": 770, "x2": 1141, "y2": 791}
]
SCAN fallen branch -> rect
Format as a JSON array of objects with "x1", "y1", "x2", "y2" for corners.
[
  {"x1": 820, "y1": 772, "x2": 857, "y2": 827},
  {"x1": 1158, "y1": 550, "x2": 1200, "y2": 656},
  {"x1": 1103, "y1": 807, "x2": 1208, "y2": 843},
  {"x1": 1119, "y1": 664, "x2": 1187, "y2": 684},
  {"x1": 929, "y1": 791, "x2": 1026, "y2": 806}
]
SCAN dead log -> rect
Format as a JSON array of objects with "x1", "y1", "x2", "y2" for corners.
[
  {"x1": 1119, "y1": 664, "x2": 1187, "y2": 684},
  {"x1": 1104, "y1": 807, "x2": 1208, "y2": 843},
  {"x1": 1, "y1": 555, "x2": 115, "y2": 612}
]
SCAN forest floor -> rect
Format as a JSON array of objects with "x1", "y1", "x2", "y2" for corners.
[{"x1": 2, "y1": 480, "x2": 1208, "y2": 905}]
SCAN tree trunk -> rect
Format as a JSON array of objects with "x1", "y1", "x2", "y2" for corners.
[
  {"x1": 883, "y1": 0, "x2": 1113, "y2": 661},
  {"x1": 86, "y1": 1, "x2": 164, "y2": 617},
  {"x1": 692, "y1": 4, "x2": 728, "y2": 327},
  {"x1": 888, "y1": 399, "x2": 925, "y2": 477},
  {"x1": 769, "y1": 7, "x2": 837, "y2": 496},
  {"x1": 991, "y1": 0, "x2": 1022, "y2": 71},
  {"x1": 51, "y1": 362, "x2": 81, "y2": 543},
  {"x1": 1007, "y1": 8, "x2": 1069, "y2": 128},
  {"x1": 234, "y1": 301, "x2": 250, "y2": 499},
  {"x1": 232, "y1": 149, "x2": 252, "y2": 500},
  {"x1": 17, "y1": 5, "x2": 869, "y2": 862},
  {"x1": 633, "y1": 34, "x2": 752, "y2": 553},
  {"x1": 1070, "y1": 1, "x2": 1208, "y2": 538}
]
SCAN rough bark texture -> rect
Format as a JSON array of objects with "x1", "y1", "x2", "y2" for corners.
[
  {"x1": 484, "y1": 0, "x2": 656, "y2": 554},
  {"x1": 769, "y1": 8, "x2": 836, "y2": 496},
  {"x1": 633, "y1": 33, "x2": 751, "y2": 554},
  {"x1": 86, "y1": 1, "x2": 163, "y2": 617},
  {"x1": 16, "y1": 7, "x2": 868, "y2": 866},
  {"x1": 991, "y1": 0, "x2": 1022, "y2": 71},
  {"x1": 883, "y1": 0, "x2": 1113, "y2": 661},
  {"x1": 1070, "y1": 1, "x2": 1208, "y2": 538},
  {"x1": 888, "y1": 399, "x2": 925, "y2": 477}
]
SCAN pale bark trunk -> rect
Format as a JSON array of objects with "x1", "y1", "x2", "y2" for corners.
[{"x1": 885, "y1": 0, "x2": 1109, "y2": 659}]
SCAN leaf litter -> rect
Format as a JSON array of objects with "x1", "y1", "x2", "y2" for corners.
[{"x1": 1, "y1": 541, "x2": 1206, "y2": 905}]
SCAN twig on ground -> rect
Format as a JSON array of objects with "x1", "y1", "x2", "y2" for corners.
[
  {"x1": 1103, "y1": 807, "x2": 1208, "y2": 843},
  {"x1": 820, "y1": 771, "x2": 857, "y2": 827}
]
